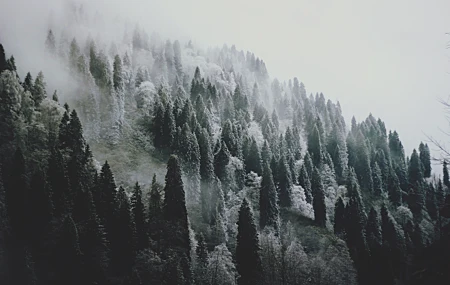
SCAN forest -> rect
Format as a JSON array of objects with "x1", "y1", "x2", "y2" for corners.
[{"x1": 0, "y1": 3, "x2": 450, "y2": 285}]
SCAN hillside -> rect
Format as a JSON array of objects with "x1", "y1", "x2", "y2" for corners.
[{"x1": 0, "y1": 2, "x2": 450, "y2": 285}]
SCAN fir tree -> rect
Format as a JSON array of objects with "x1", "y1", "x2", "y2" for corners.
[
  {"x1": 236, "y1": 198, "x2": 262, "y2": 285},
  {"x1": 408, "y1": 149, "x2": 423, "y2": 186},
  {"x1": 373, "y1": 162, "x2": 384, "y2": 196},
  {"x1": 308, "y1": 123, "x2": 323, "y2": 166},
  {"x1": 334, "y1": 197, "x2": 346, "y2": 238},
  {"x1": 426, "y1": 183, "x2": 438, "y2": 220},
  {"x1": 0, "y1": 44, "x2": 6, "y2": 73},
  {"x1": 148, "y1": 174, "x2": 163, "y2": 247},
  {"x1": 22, "y1": 72, "x2": 34, "y2": 94},
  {"x1": 245, "y1": 137, "x2": 263, "y2": 176},
  {"x1": 163, "y1": 155, "x2": 191, "y2": 282},
  {"x1": 45, "y1": 29, "x2": 57, "y2": 54},
  {"x1": 198, "y1": 128, "x2": 214, "y2": 181},
  {"x1": 311, "y1": 167, "x2": 327, "y2": 227},
  {"x1": 162, "y1": 101, "x2": 176, "y2": 149},
  {"x1": 113, "y1": 186, "x2": 136, "y2": 275},
  {"x1": 47, "y1": 147, "x2": 70, "y2": 216},
  {"x1": 33, "y1": 71, "x2": 46, "y2": 106},
  {"x1": 113, "y1": 54, "x2": 123, "y2": 91},
  {"x1": 277, "y1": 155, "x2": 292, "y2": 208},
  {"x1": 419, "y1": 142, "x2": 431, "y2": 178},
  {"x1": 214, "y1": 141, "x2": 230, "y2": 183},
  {"x1": 131, "y1": 182, "x2": 148, "y2": 251},
  {"x1": 259, "y1": 162, "x2": 279, "y2": 231},
  {"x1": 443, "y1": 160, "x2": 450, "y2": 188},
  {"x1": 303, "y1": 152, "x2": 314, "y2": 177},
  {"x1": 298, "y1": 164, "x2": 313, "y2": 204}
]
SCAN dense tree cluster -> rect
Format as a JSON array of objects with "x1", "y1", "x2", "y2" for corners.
[{"x1": 1, "y1": 14, "x2": 450, "y2": 285}]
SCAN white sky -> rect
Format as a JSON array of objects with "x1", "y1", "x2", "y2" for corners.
[{"x1": 2, "y1": 0, "x2": 450, "y2": 171}]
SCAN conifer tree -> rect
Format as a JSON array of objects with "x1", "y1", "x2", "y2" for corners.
[
  {"x1": 387, "y1": 170, "x2": 402, "y2": 206},
  {"x1": 277, "y1": 155, "x2": 292, "y2": 208},
  {"x1": 298, "y1": 164, "x2": 313, "y2": 203},
  {"x1": 113, "y1": 54, "x2": 123, "y2": 91},
  {"x1": 198, "y1": 128, "x2": 214, "y2": 182},
  {"x1": 436, "y1": 178, "x2": 446, "y2": 208},
  {"x1": 47, "y1": 147, "x2": 70, "y2": 216},
  {"x1": 308, "y1": 124, "x2": 323, "y2": 166},
  {"x1": 214, "y1": 141, "x2": 230, "y2": 183},
  {"x1": 419, "y1": 142, "x2": 431, "y2": 178},
  {"x1": 0, "y1": 44, "x2": 6, "y2": 73},
  {"x1": 261, "y1": 140, "x2": 272, "y2": 165},
  {"x1": 113, "y1": 186, "x2": 136, "y2": 275},
  {"x1": 95, "y1": 161, "x2": 117, "y2": 242},
  {"x1": 33, "y1": 71, "x2": 46, "y2": 106},
  {"x1": 245, "y1": 137, "x2": 263, "y2": 176},
  {"x1": 45, "y1": 29, "x2": 57, "y2": 54},
  {"x1": 408, "y1": 149, "x2": 423, "y2": 186},
  {"x1": 22, "y1": 72, "x2": 34, "y2": 94},
  {"x1": 163, "y1": 155, "x2": 191, "y2": 282},
  {"x1": 131, "y1": 182, "x2": 148, "y2": 251},
  {"x1": 365, "y1": 207, "x2": 384, "y2": 285},
  {"x1": 373, "y1": 162, "x2": 384, "y2": 196},
  {"x1": 162, "y1": 101, "x2": 176, "y2": 149},
  {"x1": 443, "y1": 160, "x2": 450, "y2": 188},
  {"x1": 259, "y1": 162, "x2": 279, "y2": 231},
  {"x1": 151, "y1": 100, "x2": 165, "y2": 149},
  {"x1": 334, "y1": 197, "x2": 346, "y2": 238},
  {"x1": 303, "y1": 152, "x2": 314, "y2": 177},
  {"x1": 311, "y1": 167, "x2": 327, "y2": 227},
  {"x1": 236, "y1": 198, "x2": 262, "y2": 285},
  {"x1": 426, "y1": 183, "x2": 438, "y2": 220},
  {"x1": 195, "y1": 233, "x2": 208, "y2": 285},
  {"x1": 148, "y1": 174, "x2": 163, "y2": 247}
]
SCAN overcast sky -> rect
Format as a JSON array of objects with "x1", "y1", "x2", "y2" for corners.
[{"x1": 2, "y1": 0, "x2": 450, "y2": 170}]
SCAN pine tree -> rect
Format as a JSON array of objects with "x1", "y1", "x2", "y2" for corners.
[
  {"x1": 303, "y1": 152, "x2": 314, "y2": 177},
  {"x1": 214, "y1": 140, "x2": 230, "y2": 183},
  {"x1": 131, "y1": 182, "x2": 148, "y2": 251},
  {"x1": 261, "y1": 140, "x2": 272, "y2": 165},
  {"x1": 162, "y1": 101, "x2": 176, "y2": 149},
  {"x1": 47, "y1": 147, "x2": 70, "y2": 216},
  {"x1": 373, "y1": 162, "x2": 384, "y2": 196},
  {"x1": 387, "y1": 170, "x2": 402, "y2": 206},
  {"x1": 426, "y1": 183, "x2": 438, "y2": 220},
  {"x1": 33, "y1": 71, "x2": 46, "y2": 106},
  {"x1": 334, "y1": 197, "x2": 346, "y2": 238},
  {"x1": 195, "y1": 233, "x2": 208, "y2": 285},
  {"x1": 0, "y1": 44, "x2": 6, "y2": 73},
  {"x1": 45, "y1": 29, "x2": 57, "y2": 54},
  {"x1": 198, "y1": 128, "x2": 214, "y2": 181},
  {"x1": 277, "y1": 155, "x2": 292, "y2": 208},
  {"x1": 148, "y1": 174, "x2": 163, "y2": 247},
  {"x1": 245, "y1": 137, "x2": 263, "y2": 176},
  {"x1": 298, "y1": 164, "x2": 313, "y2": 203},
  {"x1": 308, "y1": 123, "x2": 323, "y2": 166},
  {"x1": 163, "y1": 155, "x2": 191, "y2": 282},
  {"x1": 95, "y1": 161, "x2": 117, "y2": 243},
  {"x1": 365, "y1": 207, "x2": 384, "y2": 285},
  {"x1": 436, "y1": 178, "x2": 446, "y2": 208},
  {"x1": 236, "y1": 198, "x2": 262, "y2": 285},
  {"x1": 311, "y1": 167, "x2": 327, "y2": 227},
  {"x1": 113, "y1": 54, "x2": 123, "y2": 91},
  {"x1": 419, "y1": 142, "x2": 431, "y2": 178},
  {"x1": 443, "y1": 160, "x2": 450, "y2": 188},
  {"x1": 408, "y1": 149, "x2": 423, "y2": 186},
  {"x1": 22, "y1": 72, "x2": 34, "y2": 94},
  {"x1": 259, "y1": 162, "x2": 279, "y2": 231},
  {"x1": 151, "y1": 100, "x2": 165, "y2": 149},
  {"x1": 113, "y1": 186, "x2": 136, "y2": 275}
]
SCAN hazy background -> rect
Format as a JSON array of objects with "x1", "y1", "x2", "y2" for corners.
[{"x1": 1, "y1": 0, "x2": 450, "y2": 171}]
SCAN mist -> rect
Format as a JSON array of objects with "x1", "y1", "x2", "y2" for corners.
[{"x1": 2, "y1": 0, "x2": 450, "y2": 175}]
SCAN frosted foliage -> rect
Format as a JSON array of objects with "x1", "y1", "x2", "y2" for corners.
[
  {"x1": 419, "y1": 218, "x2": 435, "y2": 246},
  {"x1": 291, "y1": 185, "x2": 314, "y2": 219},
  {"x1": 207, "y1": 244, "x2": 237, "y2": 285},
  {"x1": 284, "y1": 239, "x2": 310, "y2": 284},
  {"x1": 394, "y1": 206, "x2": 413, "y2": 228},
  {"x1": 135, "y1": 81, "x2": 156, "y2": 110},
  {"x1": 247, "y1": 121, "x2": 264, "y2": 147}
]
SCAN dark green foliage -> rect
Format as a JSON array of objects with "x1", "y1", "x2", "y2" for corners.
[
  {"x1": 277, "y1": 155, "x2": 292, "y2": 208},
  {"x1": 198, "y1": 128, "x2": 214, "y2": 181},
  {"x1": 408, "y1": 149, "x2": 423, "y2": 186},
  {"x1": 245, "y1": 137, "x2": 262, "y2": 176},
  {"x1": 334, "y1": 197, "x2": 346, "y2": 238},
  {"x1": 162, "y1": 101, "x2": 176, "y2": 149},
  {"x1": 214, "y1": 140, "x2": 230, "y2": 183},
  {"x1": 298, "y1": 164, "x2": 312, "y2": 203},
  {"x1": 0, "y1": 44, "x2": 6, "y2": 73},
  {"x1": 162, "y1": 155, "x2": 191, "y2": 282},
  {"x1": 4, "y1": 148, "x2": 28, "y2": 240},
  {"x1": 387, "y1": 170, "x2": 402, "y2": 206},
  {"x1": 95, "y1": 161, "x2": 118, "y2": 242},
  {"x1": 303, "y1": 152, "x2": 314, "y2": 177},
  {"x1": 259, "y1": 162, "x2": 279, "y2": 231},
  {"x1": 148, "y1": 174, "x2": 163, "y2": 248},
  {"x1": 307, "y1": 123, "x2": 323, "y2": 166},
  {"x1": 426, "y1": 183, "x2": 438, "y2": 220},
  {"x1": 236, "y1": 198, "x2": 262, "y2": 285},
  {"x1": 418, "y1": 143, "x2": 431, "y2": 178},
  {"x1": 23, "y1": 72, "x2": 34, "y2": 94},
  {"x1": 443, "y1": 160, "x2": 449, "y2": 188},
  {"x1": 131, "y1": 182, "x2": 148, "y2": 251},
  {"x1": 113, "y1": 186, "x2": 136, "y2": 275},
  {"x1": 312, "y1": 167, "x2": 327, "y2": 227}
]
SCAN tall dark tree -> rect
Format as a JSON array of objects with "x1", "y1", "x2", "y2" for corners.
[
  {"x1": 113, "y1": 186, "x2": 136, "y2": 276},
  {"x1": 311, "y1": 167, "x2": 327, "y2": 227},
  {"x1": 365, "y1": 207, "x2": 385, "y2": 285},
  {"x1": 277, "y1": 155, "x2": 292, "y2": 208},
  {"x1": 95, "y1": 161, "x2": 117, "y2": 243},
  {"x1": 307, "y1": 123, "x2": 323, "y2": 166},
  {"x1": 298, "y1": 164, "x2": 312, "y2": 203},
  {"x1": 303, "y1": 152, "x2": 314, "y2": 177},
  {"x1": 245, "y1": 137, "x2": 262, "y2": 176},
  {"x1": 443, "y1": 160, "x2": 450, "y2": 188},
  {"x1": 236, "y1": 198, "x2": 262, "y2": 285},
  {"x1": 113, "y1": 54, "x2": 123, "y2": 91},
  {"x1": 163, "y1": 155, "x2": 191, "y2": 283},
  {"x1": 214, "y1": 140, "x2": 230, "y2": 183},
  {"x1": 0, "y1": 44, "x2": 7, "y2": 73},
  {"x1": 162, "y1": 101, "x2": 176, "y2": 149},
  {"x1": 47, "y1": 147, "x2": 70, "y2": 216},
  {"x1": 259, "y1": 162, "x2": 279, "y2": 231},
  {"x1": 408, "y1": 149, "x2": 423, "y2": 186},
  {"x1": 148, "y1": 174, "x2": 163, "y2": 247},
  {"x1": 131, "y1": 182, "x2": 148, "y2": 251},
  {"x1": 418, "y1": 142, "x2": 431, "y2": 178},
  {"x1": 334, "y1": 197, "x2": 346, "y2": 238}
]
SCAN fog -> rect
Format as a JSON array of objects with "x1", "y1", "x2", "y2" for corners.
[{"x1": 1, "y1": 0, "x2": 450, "y2": 173}]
